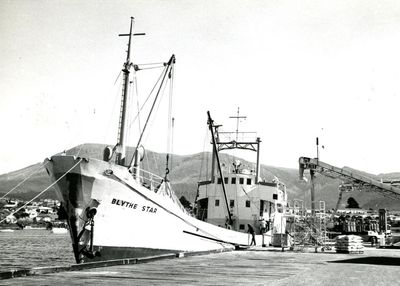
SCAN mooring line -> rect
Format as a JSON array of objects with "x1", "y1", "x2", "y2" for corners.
[
  {"x1": 183, "y1": 230, "x2": 247, "y2": 247},
  {"x1": 0, "y1": 158, "x2": 82, "y2": 224},
  {"x1": 0, "y1": 161, "x2": 49, "y2": 200}
]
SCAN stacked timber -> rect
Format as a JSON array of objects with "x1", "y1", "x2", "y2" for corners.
[{"x1": 335, "y1": 235, "x2": 364, "y2": 254}]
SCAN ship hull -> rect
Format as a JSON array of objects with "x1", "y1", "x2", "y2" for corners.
[{"x1": 45, "y1": 155, "x2": 269, "y2": 263}]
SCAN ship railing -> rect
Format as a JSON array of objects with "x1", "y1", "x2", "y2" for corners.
[
  {"x1": 131, "y1": 167, "x2": 164, "y2": 192},
  {"x1": 131, "y1": 167, "x2": 190, "y2": 214}
]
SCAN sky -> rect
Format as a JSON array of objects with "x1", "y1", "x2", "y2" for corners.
[{"x1": 1, "y1": 0, "x2": 399, "y2": 175}]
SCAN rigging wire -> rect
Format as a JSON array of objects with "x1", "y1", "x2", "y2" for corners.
[
  {"x1": 129, "y1": 58, "x2": 173, "y2": 169},
  {"x1": 239, "y1": 184, "x2": 258, "y2": 213},
  {"x1": 132, "y1": 66, "x2": 172, "y2": 176},
  {"x1": 205, "y1": 146, "x2": 210, "y2": 181},
  {"x1": 170, "y1": 117, "x2": 175, "y2": 174},
  {"x1": 194, "y1": 127, "x2": 211, "y2": 206},
  {"x1": 144, "y1": 148, "x2": 151, "y2": 177},
  {"x1": 78, "y1": 64, "x2": 131, "y2": 157},
  {"x1": 136, "y1": 66, "x2": 166, "y2": 71},
  {"x1": 73, "y1": 143, "x2": 86, "y2": 158},
  {"x1": 135, "y1": 62, "x2": 165, "y2": 66},
  {"x1": 198, "y1": 127, "x2": 210, "y2": 182},
  {"x1": 125, "y1": 71, "x2": 135, "y2": 151},
  {"x1": 127, "y1": 65, "x2": 167, "y2": 133},
  {"x1": 132, "y1": 98, "x2": 160, "y2": 175},
  {"x1": 133, "y1": 72, "x2": 142, "y2": 136},
  {"x1": 141, "y1": 72, "x2": 169, "y2": 148},
  {"x1": 138, "y1": 62, "x2": 175, "y2": 179},
  {"x1": 102, "y1": 75, "x2": 123, "y2": 145},
  {"x1": 114, "y1": 70, "x2": 122, "y2": 85},
  {"x1": 235, "y1": 181, "x2": 239, "y2": 223},
  {"x1": 167, "y1": 66, "x2": 174, "y2": 155},
  {"x1": 0, "y1": 162, "x2": 49, "y2": 200},
  {"x1": 165, "y1": 64, "x2": 174, "y2": 176},
  {"x1": 0, "y1": 158, "x2": 83, "y2": 224}
]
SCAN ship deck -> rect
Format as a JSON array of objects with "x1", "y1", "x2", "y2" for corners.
[{"x1": 2, "y1": 246, "x2": 400, "y2": 285}]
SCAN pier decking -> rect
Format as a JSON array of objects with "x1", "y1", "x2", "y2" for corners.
[{"x1": 2, "y1": 247, "x2": 400, "y2": 285}]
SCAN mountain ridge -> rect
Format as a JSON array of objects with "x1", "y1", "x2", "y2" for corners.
[{"x1": 1, "y1": 143, "x2": 399, "y2": 210}]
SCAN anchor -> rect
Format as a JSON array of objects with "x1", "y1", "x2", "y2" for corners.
[{"x1": 78, "y1": 207, "x2": 101, "y2": 260}]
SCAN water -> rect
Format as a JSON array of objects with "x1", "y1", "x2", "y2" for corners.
[
  {"x1": 1, "y1": 228, "x2": 399, "y2": 273},
  {"x1": 0, "y1": 229, "x2": 75, "y2": 271}
]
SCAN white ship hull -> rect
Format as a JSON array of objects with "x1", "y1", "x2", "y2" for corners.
[{"x1": 45, "y1": 155, "x2": 269, "y2": 263}]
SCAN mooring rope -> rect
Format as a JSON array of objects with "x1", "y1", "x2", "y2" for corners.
[
  {"x1": 0, "y1": 161, "x2": 49, "y2": 201},
  {"x1": 0, "y1": 158, "x2": 83, "y2": 224}
]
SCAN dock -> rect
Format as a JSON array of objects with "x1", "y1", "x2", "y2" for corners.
[{"x1": 2, "y1": 246, "x2": 400, "y2": 285}]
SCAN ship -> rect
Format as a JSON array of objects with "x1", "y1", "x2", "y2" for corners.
[{"x1": 44, "y1": 17, "x2": 288, "y2": 264}]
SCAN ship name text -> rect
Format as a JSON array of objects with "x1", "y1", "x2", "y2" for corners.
[{"x1": 111, "y1": 198, "x2": 158, "y2": 214}]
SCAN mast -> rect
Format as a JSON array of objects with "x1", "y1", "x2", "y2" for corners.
[
  {"x1": 207, "y1": 111, "x2": 233, "y2": 226},
  {"x1": 229, "y1": 107, "x2": 246, "y2": 142},
  {"x1": 115, "y1": 17, "x2": 145, "y2": 166},
  {"x1": 255, "y1": 137, "x2": 261, "y2": 184}
]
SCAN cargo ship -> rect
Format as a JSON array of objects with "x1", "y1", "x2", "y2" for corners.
[{"x1": 45, "y1": 18, "x2": 287, "y2": 263}]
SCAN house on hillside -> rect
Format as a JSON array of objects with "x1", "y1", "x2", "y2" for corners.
[
  {"x1": 25, "y1": 202, "x2": 40, "y2": 209},
  {"x1": 25, "y1": 208, "x2": 38, "y2": 219},
  {"x1": 34, "y1": 213, "x2": 57, "y2": 222},
  {"x1": 5, "y1": 214, "x2": 17, "y2": 224},
  {"x1": 337, "y1": 208, "x2": 367, "y2": 216},
  {"x1": 0, "y1": 209, "x2": 11, "y2": 221},
  {"x1": 40, "y1": 199, "x2": 59, "y2": 207},
  {"x1": 37, "y1": 206, "x2": 54, "y2": 214},
  {"x1": 3, "y1": 200, "x2": 18, "y2": 209}
]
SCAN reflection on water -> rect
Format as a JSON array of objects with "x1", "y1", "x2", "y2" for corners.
[{"x1": 0, "y1": 229, "x2": 75, "y2": 271}]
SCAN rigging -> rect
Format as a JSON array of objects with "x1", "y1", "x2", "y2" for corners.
[
  {"x1": 129, "y1": 55, "x2": 176, "y2": 175},
  {"x1": 207, "y1": 111, "x2": 233, "y2": 226},
  {"x1": 115, "y1": 17, "x2": 145, "y2": 166}
]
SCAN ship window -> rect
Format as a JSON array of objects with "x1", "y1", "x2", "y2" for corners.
[
  {"x1": 245, "y1": 200, "x2": 251, "y2": 208},
  {"x1": 239, "y1": 178, "x2": 244, "y2": 184},
  {"x1": 277, "y1": 203, "x2": 283, "y2": 213},
  {"x1": 230, "y1": 200, "x2": 235, "y2": 207},
  {"x1": 247, "y1": 178, "x2": 252, "y2": 185},
  {"x1": 231, "y1": 177, "x2": 236, "y2": 184},
  {"x1": 239, "y1": 224, "x2": 245, "y2": 230},
  {"x1": 217, "y1": 178, "x2": 222, "y2": 184},
  {"x1": 224, "y1": 177, "x2": 228, "y2": 184},
  {"x1": 215, "y1": 199, "x2": 220, "y2": 207}
]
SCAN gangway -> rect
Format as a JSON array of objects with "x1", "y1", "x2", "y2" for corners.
[{"x1": 299, "y1": 157, "x2": 400, "y2": 203}]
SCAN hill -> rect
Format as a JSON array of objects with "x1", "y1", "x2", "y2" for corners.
[{"x1": 0, "y1": 143, "x2": 399, "y2": 210}]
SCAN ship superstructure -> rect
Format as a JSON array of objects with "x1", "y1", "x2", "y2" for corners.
[{"x1": 196, "y1": 111, "x2": 287, "y2": 241}]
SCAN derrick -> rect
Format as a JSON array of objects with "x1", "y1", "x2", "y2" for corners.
[{"x1": 299, "y1": 157, "x2": 400, "y2": 206}]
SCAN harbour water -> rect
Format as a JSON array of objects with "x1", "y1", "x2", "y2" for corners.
[
  {"x1": 2, "y1": 230, "x2": 400, "y2": 285},
  {"x1": 0, "y1": 229, "x2": 75, "y2": 271}
]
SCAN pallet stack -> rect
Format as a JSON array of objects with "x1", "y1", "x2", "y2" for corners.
[{"x1": 335, "y1": 235, "x2": 364, "y2": 254}]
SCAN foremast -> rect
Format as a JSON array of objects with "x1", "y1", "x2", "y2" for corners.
[{"x1": 115, "y1": 17, "x2": 145, "y2": 166}]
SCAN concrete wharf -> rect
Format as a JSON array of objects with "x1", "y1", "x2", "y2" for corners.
[{"x1": 1, "y1": 246, "x2": 400, "y2": 285}]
